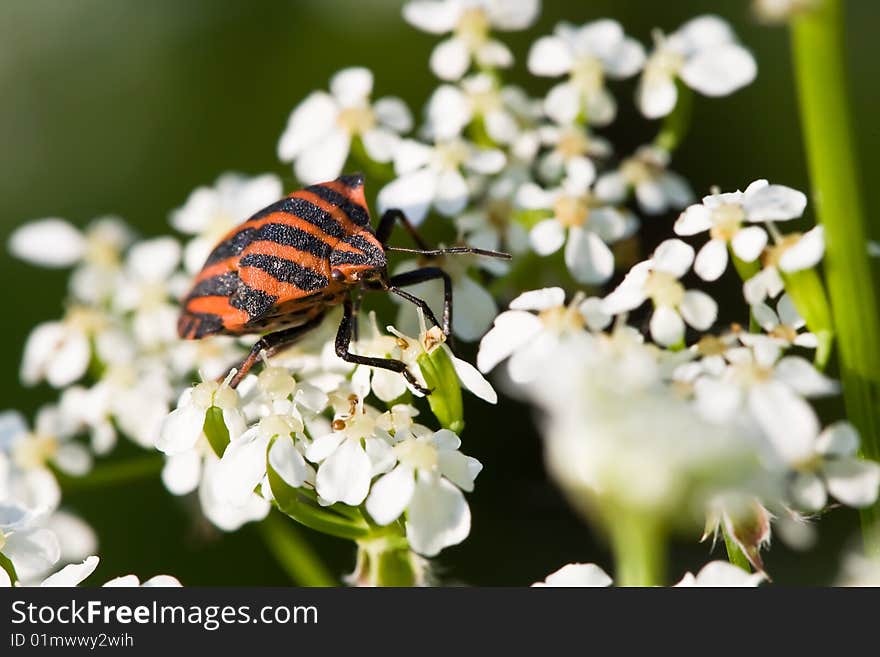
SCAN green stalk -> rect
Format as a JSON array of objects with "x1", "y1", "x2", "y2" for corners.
[
  {"x1": 653, "y1": 83, "x2": 693, "y2": 153},
  {"x1": 608, "y1": 513, "x2": 665, "y2": 587},
  {"x1": 55, "y1": 455, "x2": 164, "y2": 492},
  {"x1": 791, "y1": 0, "x2": 880, "y2": 555},
  {"x1": 258, "y1": 511, "x2": 336, "y2": 587}
]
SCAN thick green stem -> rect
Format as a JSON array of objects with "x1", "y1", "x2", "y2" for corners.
[
  {"x1": 258, "y1": 511, "x2": 336, "y2": 587},
  {"x1": 791, "y1": 0, "x2": 880, "y2": 555},
  {"x1": 608, "y1": 513, "x2": 665, "y2": 587}
]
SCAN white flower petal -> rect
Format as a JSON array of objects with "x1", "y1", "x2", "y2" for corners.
[
  {"x1": 744, "y1": 184, "x2": 807, "y2": 222},
  {"x1": 579, "y1": 296, "x2": 612, "y2": 331},
  {"x1": 594, "y1": 171, "x2": 628, "y2": 204},
  {"x1": 142, "y1": 575, "x2": 182, "y2": 587},
  {"x1": 544, "y1": 81, "x2": 580, "y2": 125},
  {"x1": 652, "y1": 238, "x2": 694, "y2": 277},
  {"x1": 676, "y1": 561, "x2": 764, "y2": 587},
  {"x1": 365, "y1": 464, "x2": 415, "y2": 526},
  {"x1": 41, "y1": 556, "x2": 100, "y2": 587},
  {"x1": 428, "y1": 85, "x2": 471, "y2": 140},
  {"x1": 451, "y1": 275, "x2": 497, "y2": 341},
  {"x1": 449, "y1": 350, "x2": 497, "y2": 403},
  {"x1": 510, "y1": 287, "x2": 566, "y2": 311},
  {"x1": 774, "y1": 356, "x2": 838, "y2": 397},
  {"x1": 731, "y1": 226, "x2": 768, "y2": 262},
  {"x1": 161, "y1": 450, "x2": 202, "y2": 495},
  {"x1": 374, "y1": 96, "x2": 413, "y2": 133},
  {"x1": 305, "y1": 432, "x2": 345, "y2": 463},
  {"x1": 694, "y1": 238, "x2": 729, "y2": 281},
  {"x1": 674, "y1": 203, "x2": 713, "y2": 236},
  {"x1": 680, "y1": 290, "x2": 718, "y2": 330},
  {"x1": 329, "y1": 67, "x2": 373, "y2": 106},
  {"x1": 534, "y1": 563, "x2": 612, "y2": 587},
  {"x1": 824, "y1": 459, "x2": 880, "y2": 508},
  {"x1": 529, "y1": 219, "x2": 566, "y2": 256},
  {"x1": 4, "y1": 528, "x2": 60, "y2": 581},
  {"x1": 434, "y1": 169, "x2": 469, "y2": 217},
  {"x1": 378, "y1": 169, "x2": 437, "y2": 225},
  {"x1": 749, "y1": 382, "x2": 818, "y2": 465},
  {"x1": 315, "y1": 438, "x2": 372, "y2": 506},
  {"x1": 680, "y1": 44, "x2": 757, "y2": 96},
  {"x1": 9, "y1": 219, "x2": 85, "y2": 267},
  {"x1": 790, "y1": 472, "x2": 827, "y2": 512},
  {"x1": 486, "y1": 0, "x2": 540, "y2": 30},
  {"x1": 294, "y1": 128, "x2": 350, "y2": 185},
  {"x1": 564, "y1": 227, "x2": 615, "y2": 284},
  {"x1": 527, "y1": 35, "x2": 573, "y2": 76},
  {"x1": 277, "y1": 92, "x2": 338, "y2": 161},
  {"x1": 650, "y1": 306, "x2": 685, "y2": 346},
  {"x1": 215, "y1": 428, "x2": 270, "y2": 506},
  {"x1": 402, "y1": 0, "x2": 462, "y2": 33},
  {"x1": 269, "y1": 435, "x2": 314, "y2": 489},
  {"x1": 156, "y1": 404, "x2": 205, "y2": 455},
  {"x1": 816, "y1": 421, "x2": 860, "y2": 457},
  {"x1": 477, "y1": 310, "x2": 543, "y2": 373},
  {"x1": 361, "y1": 128, "x2": 400, "y2": 163},
  {"x1": 430, "y1": 37, "x2": 471, "y2": 81},
  {"x1": 437, "y1": 450, "x2": 481, "y2": 492},
  {"x1": 406, "y1": 475, "x2": 470, "y2": 556},
  {"x1": 637, "y1": 72, "x2": 678, "y2": 119},
  {"x1": 779, "y1": 225, "x2": 825, "y2": 272}
]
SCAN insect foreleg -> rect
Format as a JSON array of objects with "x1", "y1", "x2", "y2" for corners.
[
  {"x1": 227, "y1": 313, "x2": 326, "y2": 389},
  {"x1": 335, "y1": 297, "x2": 431, "y2": 395},
  {"x1": 376, "y1": 209, "x2": 431, "y2": 250},
  {"x1": 386, "y1": 267, "x2": 453, "y2": 338}
]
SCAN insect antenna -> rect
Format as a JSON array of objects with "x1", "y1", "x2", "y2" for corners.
[{"x1": 384, "y1": 245, "x2": 512, "y2": 260}]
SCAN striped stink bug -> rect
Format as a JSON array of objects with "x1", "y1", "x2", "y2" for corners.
[{"x1": 178, "y1": 173, "x2": 509, "y2": 391}]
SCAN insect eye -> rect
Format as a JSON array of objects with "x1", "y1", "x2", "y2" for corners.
[{"x1": 330, "y1": 268, "x2": 346, "y2": 283}]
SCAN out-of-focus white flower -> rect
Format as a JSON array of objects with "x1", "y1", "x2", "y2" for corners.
[
  {"x1": 691, "y1": 341, "x2": 838, "y2": 465},
  {"x1": 156, "y1": 374, "x2": 246, "y2": 456},
  {"x1": 637, "y1": 15, "x2": 757, "y2": 119},
  {"x1": 675, "y1": 179, "x2": 806, "y2": 282},
  {"x1": 743, "y1": 225, "x2": 825, "y2": 305},
  {"x1": 427, "y1": 75, "x2": 525, "y2": 145},
  {"x1": 1, "y1": 408, "x2": 91, "y2": 479},
  {"x1": 535, "y1": 123, "x2": 611, "y2": 187},
  {"x1": 478, "y1": 287, "x2": 609, "y2": 382},
  {"x1": 278, "y1": 68, "x2": 412, "y2": 184},
  {"x1": 103, "y1": 573, "x2": 182, "y2": 587},
  {"x1": 532, "y1": 563, "x2": 612, "y2": 587},
  {"x1": 674, "y1": 560, "x2": 765, "y2": 587},
  {"x1": 454, "y1": 173, "x2": 531, "y2": 264},
  {"x1": 1, "y1": 554, "x2": 181, "y2": 588},
  {"x1": 788, "y1": 422, "x2": 880, "y2": 511},
  {"x1": 366, "y1": 428, "x2": 481, "y2": 556},
  {"x1": 754, "y1": 0, "x2": 818, "y2": 24},
  {"x1": 595, "y1": 145, "x2": 693, "y2": 215},
  {"x1": 403, "y1": 0, "x2": 541, "y2": 81},
  {"x1": 171, "y1": 173, "x2": 282, "y2": 274},
  {"x1": 528, "y1": 19, "x2": 645, "y2": 126},
  {"x1": 602, "y1": 239, "x2": 718, "y2": 346},
  {"x1": 20, "y1": 308, "x2": 106, "y2": 388},
  {"x1": 378, "y1": 137, "x2": 505, "y2": 224},
  {"x1": 199, "y1": 454, "x2": 270, "y2": 532},
  {"x1": 518, "y1": 176, "x2": 637, "y2": 285},
  {"x1": 751, "y1": 293, "x2": 817, "y2": 349},
  {"x1": 836, "y1": 553, "x2": 880, "y2": 586}
]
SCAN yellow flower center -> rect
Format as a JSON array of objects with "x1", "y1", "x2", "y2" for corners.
[
  {"x1": 556, "y1": 126, "x2": 590, "y2": 159},
  {"x1": 553, "y1": 194, "x2": 590, "y2": 228},
  {"x1": 644, "y1": 41, "x2": 684, "y2": 81},
  {"x1": 571, "y1": 56, "x2": 604, "y2": 96},
  {"x1": 620, "y1": 157, "x2": 653, "y2": 185},
  {"x1": 13, "y1": 432, "x2": 59, "y2": 470},
  {"x1": 696, "y1": 335, "x2": 728, "y2": 357},
  {"x1": 66, "y1": 306, "x2": 106, "y2": 333},
  {"x1": 337, "y1": 105, "x2": 376, "y2": 135},
  {"x1": 395, "y1": 439, "x2": 438, "y2": 471},
  {"x1": 709, "y1": 203, "x2": 746, "y2": 241},
  {"x1": 456, "y1": 8, "x2": 490, "y2": 50},
  {"x1": 434, "y1": 139, "x2": 470, "y2": 170},
  {"x1": 261, "y1": 414, "x2": 298, "y2": 440},
  {"x1": 763, "y1": 233, "x2": 803, "y2": 268},
  {"x1": 538, "y1": 303, "x2": 586, "y2": 333},
  {"x1": 644, "y1": 271, "x2": 685, "y2": 308},
  {"x1": 258, "y1": 366, "x2": 297, "y2": 400}
]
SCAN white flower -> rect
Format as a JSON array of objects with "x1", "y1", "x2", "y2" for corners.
[
  {"x1": 528, "y1": 19, "x2": 645, "y2": 126},
  {"x1": 305, "y1": 403, "x2": 395, "y2": 507},
  {"x1": 751, "y1": 293, "x2": 818, "y2": 349},
  {"x1": 404, "y1": 0, "x2": 541, "y2": 81},
  {"x1": 754, "y1": 0, "x2": 818, "y2": 24},
  {"x1": 1, "y1": 554, "x2": 181, "y2": 588},
  {"x1": 1, "y1": 407, "x2": 91, "y2": 479},
  {"x1": 788, "y1": 422, "x2": 880, "y2": 511},
  {"x1": 675, "y1": 179, "x2": 807, "y2": 282},
  {"x1": 156, "y1": 374, "x2": 246, "y2": 456},
  {"x1": 103, "y1": 573, "x2": 182, "y2": 587},
  {"x1": 378, "y1": 137, "x2": 505, "y2": 224},
  {"x1": 278, "y1": 68, "x2": 412, "y2": 184},
  {"x1": 691, "y1": 342, "x2": 838, "y2": 465},
  {"x1": 478, "y1": 287, "x2": 609, "y2": 383},
  {"x1": 171, "y1": 173, "x2": 282, "y2": 274},
  {"x1": 836, "y1": 553, "x2": 880, "y2": 586},
  {"x1": 535, "y1": 122, "x2": 611, "y2": 187},
  {"x1": 8, "y1": 218, "x2": 87, "y2": 268},
  {"x1": 675, "y1": 561, "x2": 765, "y2": 587},
  {"x1": 366, "y1": 428, "x2": 481, "y2": 556},
  {"x1": 532, "y1": 563, "x2": 612, "y2": 587},
  {"x1": 602, "y1": 239, "x2": 718, "y2": 346},
  {"x1": 199, "y1": 454, "x2": 270, "y2": 532},
  {"x1": 20, "y1": 311, "x2": 100, "y2": 388},
  {"x1": 427, "y1": 75, "x2": 526, "y2": 144},
  {"x1": 0, "y1": 503, "x2": 60, "y2": 584},
  {"x1": 454, "y1": 173, "x2": 531, "y2": 264},
  {"x1": 637, "y1": 15, "x2": 757, "y2": 119},
  {"x1": 742, "y1": 225, "x2": 825, "y2": 305},
  {"x1": 595, "y1": 145, "x2": 693, "y2": 215},
  {"x1": 518, "y1": 176, "x2": 637, "y2": 285}
]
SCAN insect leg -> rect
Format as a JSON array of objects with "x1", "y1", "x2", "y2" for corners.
[
  {"x1": 227, "y1": 313, "x2": 326, "y2": 389},
  {"x1": 335, "y1": 297, "x2": 431, "y2": 395},
  {"x1": 376, "y1": 209, "x2": 431, "y2": 250},
  {"x1": 386, "y1": 267, "x2": 453, "y2": 338}
]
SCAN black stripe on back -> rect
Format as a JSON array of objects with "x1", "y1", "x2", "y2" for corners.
[
  {"x1": 186, "y1": 271, "x2": 240, "y2": 299},
  {"x1": 205, "y1": 223, "x2": 331, "y2": 265},
  {"x1": 249, "y1": 196, "x2": 345, "y2": 239},
  {"x1": 347, "y1": 235, "x2": 386, "y2": 263},
  {"x1": 229, "y1": 281, "x2": 278, "y2": 319},
  {"x1": 330, "y1": 250, "x2": 368, "y2": 267},
  {"x1": 238, "y1": 253, "x2": 329, "y2": 291},
  {"x1": 337, "y1": 173, "x2": 364, "y2": 189},
  {"x1": 185, "y1": 313, "x2": 224, "y2": 338},
  {"x1": 306, "y1": 184, "x2": 371, "y2": 228}
]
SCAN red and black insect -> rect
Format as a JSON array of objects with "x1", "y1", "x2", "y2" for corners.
[{"x1": 178, "y1": 173, "x2": 509, "y2": 391}]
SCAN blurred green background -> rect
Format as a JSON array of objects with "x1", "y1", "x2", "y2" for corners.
[{"x1": 1, "y1": 0, "x2": 877, "y2": 585}]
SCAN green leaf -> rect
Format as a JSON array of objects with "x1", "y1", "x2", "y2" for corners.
[
  {"x1": 0, "y1": 551, "x2": 18, "y2": 586},
  {"x1": 203, "y1": 406, "x2": 230, "y2": 458},
  {"x1": 417, "y1": 348, "x2": 464, "y2": 434},
  {"x1": 266, "y1": 443, "x2": 370, "y2": 540}
]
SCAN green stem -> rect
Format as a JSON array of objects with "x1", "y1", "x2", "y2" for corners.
[
  {"x1": 791, "y1": 0, "x2": 880, "y2": 555},
  {"x1": 608, "y1": 513, "x2": 665, "y2": 587},
  {"x1": 55, "y1": 455, "x2": 164, "y2": 492},
  {"x1": 258, "y1": 511, "x2": 336, "y2": 587}
]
